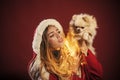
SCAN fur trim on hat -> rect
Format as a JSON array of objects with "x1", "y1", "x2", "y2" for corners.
[{"x1": 32, "y1": 19, "x2": 63, "y2": 54}]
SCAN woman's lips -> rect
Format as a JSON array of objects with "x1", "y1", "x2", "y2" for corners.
[{"x1": 58, "y1": 38, "x2": 63, "y2": 43}]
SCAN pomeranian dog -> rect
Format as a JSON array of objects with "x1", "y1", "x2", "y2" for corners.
[{"x1": 68, "y1": 13, "x2": 98, "y2": 55}]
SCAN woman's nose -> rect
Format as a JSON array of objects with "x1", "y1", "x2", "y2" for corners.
[{"x1": 56, "y1": 33, "x2": 61, "y2": 38}]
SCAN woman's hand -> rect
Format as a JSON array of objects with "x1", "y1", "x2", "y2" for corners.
[{"x1": 80, "y1": 41, "x2": 88, "y2": 56}]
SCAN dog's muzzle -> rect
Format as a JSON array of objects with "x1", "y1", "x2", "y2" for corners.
[
  {"x1": 75, "y1": 28, "x2": 81, "y2": 33},
  {"x1": 73, "y1": 25, "x2": 80, "y2": 33},
  {"x1": 73, "y1": 25, "x2": 85, "y2": 34}
]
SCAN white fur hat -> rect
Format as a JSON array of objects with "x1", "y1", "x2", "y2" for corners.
[{"x1": 32, "y1": 19, "x2": 63, "y2": 54}]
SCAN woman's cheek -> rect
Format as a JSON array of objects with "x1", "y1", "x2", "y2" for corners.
[{"x1": 48, "y1": 38, "x2": 57, "y2": 47}]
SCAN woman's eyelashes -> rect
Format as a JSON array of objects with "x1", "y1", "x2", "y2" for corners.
[
  {"x1": 49, "y1": 30, "x2": 61, "y2": 38},
  {"x1": 49, "y1": 34, "x2": 54, "y2": 38}
]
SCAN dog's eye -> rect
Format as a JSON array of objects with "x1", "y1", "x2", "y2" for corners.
[
  {"x1": 75, "y1": 26, "x2": 79, "y2": 28},
  {"x1": 81, "y1": 27, "x2": 84, "y2": 29}
]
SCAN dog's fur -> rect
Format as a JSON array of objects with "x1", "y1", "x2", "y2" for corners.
[{"x1": 68, "y1": 13, "x2": 98, "y2": 55}]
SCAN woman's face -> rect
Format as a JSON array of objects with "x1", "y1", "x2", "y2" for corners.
[{"x1": 47, "y1": 25, "x2": 64, "y2": 50}]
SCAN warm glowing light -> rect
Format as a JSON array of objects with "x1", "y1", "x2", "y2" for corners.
[
  {"x1": 51, "y1": 30, "x2": 82, "y2": 79},
  {"x1": 65, "y1": 31, "x2": 81, "y2": 57},
  {"x1": 57, "y1": 30, "x2": 81, "y2": 78}
]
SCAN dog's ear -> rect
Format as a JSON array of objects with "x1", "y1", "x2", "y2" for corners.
[
  {"x1": 82, "y1": 16, "x2": 89, "y2": 23},
  {"x1": 69, "y1": 14, "x2": 77, "y2": 26},
  {"x1": 90, "y1": 16, "x2": 98, "y2": 28},
  {"x1": 72, "y1": 15, "x2": 77, "y2": 20}
]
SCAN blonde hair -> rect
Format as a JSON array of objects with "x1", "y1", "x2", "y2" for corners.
[{"x1": 40, "y1": 26, "x2": 75, "y2": 80}]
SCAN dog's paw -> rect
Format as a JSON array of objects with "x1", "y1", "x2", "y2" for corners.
[{"x1": 83, "y1": 32, "x2": 89, "y2": 40}]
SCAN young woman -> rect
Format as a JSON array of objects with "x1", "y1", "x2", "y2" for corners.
[{"x1": 28, "y1": 19, "x2": 103, "y2": 80}]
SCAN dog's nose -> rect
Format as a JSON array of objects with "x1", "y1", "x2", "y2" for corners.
[{"x1": 76, "y1": 28, "x2": 81, "y2": 33}]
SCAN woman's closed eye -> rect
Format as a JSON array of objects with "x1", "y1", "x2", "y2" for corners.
[{"x1": 49, "y1": 34, "x2": 54, "y2": 38}]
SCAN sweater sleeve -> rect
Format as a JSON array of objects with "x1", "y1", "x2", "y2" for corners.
[
  {"x1": 49, "y1": 73, "x2": 58, "y2": 80},
  {"x1": 85, "y1": 49, "x2": 103, "y2": 80}
]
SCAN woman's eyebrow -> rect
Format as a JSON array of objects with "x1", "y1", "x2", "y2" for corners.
[{"x1": 48, "y1": 28, "x2": 59, "y2": 36}]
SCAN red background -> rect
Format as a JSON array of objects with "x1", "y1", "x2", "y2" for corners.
[{"x1": 0, "y1": 0, "x2": 120, "y2": 80}]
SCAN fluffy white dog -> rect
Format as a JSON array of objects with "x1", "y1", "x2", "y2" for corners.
[{"x1": 68, "y1": 13, "x2": 98, "y2": 55}]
